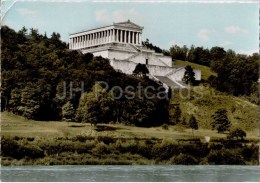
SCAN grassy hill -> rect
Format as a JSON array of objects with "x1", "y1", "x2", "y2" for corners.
[
  {"x1": 174, "y1": 60, "x2": 217, "y2": 80},
  {"x1": 171, "y1": 84, "x2": 259, "y2": 135}
]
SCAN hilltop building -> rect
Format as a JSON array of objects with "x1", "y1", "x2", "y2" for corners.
[{"x1": 69, "y1": 20, "x2": 201, "y2": 89}]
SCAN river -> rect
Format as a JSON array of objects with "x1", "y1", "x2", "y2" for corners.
[{"x1": 1, "y1": 165, "x2": 260, "y2": 182}]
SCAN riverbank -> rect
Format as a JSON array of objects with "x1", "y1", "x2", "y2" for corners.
[
  {"x1": 1, "y1": 112, "x2": 259, "y2": 166},
  {"x1": 2, "y1": 134, "x2": 259, "y2": 166}
]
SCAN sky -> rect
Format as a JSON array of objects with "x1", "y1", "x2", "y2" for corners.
[{"x1": 2, "y1": 0, "x2": 259, "y2": 55}]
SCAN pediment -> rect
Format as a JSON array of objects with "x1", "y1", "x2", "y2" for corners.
[{"x1": 114, "y1": 20, "x2": 143, "y2": 30}]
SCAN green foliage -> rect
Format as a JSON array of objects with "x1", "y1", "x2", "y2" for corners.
[
  {"x1": 182, "y1": 65, "x2": 196, "y2": 84},
  {"x1": 189, "y1": 115, "x2": 198, "y2": 130},
  {"x1": 207, "y1": 149, "x2": 245, "y2": 165},
  {"x1": 211, "y1": 109, "x2": 231, "y2": 133},
  {"x1": 1, "y1": 137, "x2": 44, "y2": 159},
  {"x1": 210, "y1": 52, "x2": 259, "y2": 96},
  {"x1": 228, "y1": 128, "x2": 246, "y2": 140},
  {"x1": 62, "y1": 101, "x2": 75, "y2": 121},
  {"x1": 161, "y1": 124, "x2": 169, "y2": 130},
  {"x1": 133, "y1": 63, "x2": 149, "y2": 76},
  {"x1": 171, "y1": 104, "x2": 181, "y2": 124},
  {"x1": 1, "y1": 136, "x2": 257, "y2": 165},
  {"x1": 169, "y1": 153, "x2": 198, "y2": 165},
  {"x1": 142, "y1": 39, "x2": 169, "y2": 55},
  {"x1": 170, "y1": 45, "x2": 188, "y2": 61},
  {"x1": 1, "y1": 26, "x2": 169, "y2": 126},
  {"x1": 76, "y1": 84, "x2": 112, "y2": 125}
]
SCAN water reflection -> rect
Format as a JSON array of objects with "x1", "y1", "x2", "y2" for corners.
[{"x1": 1, "y1": 165, "x2": 260, "y2": 182}]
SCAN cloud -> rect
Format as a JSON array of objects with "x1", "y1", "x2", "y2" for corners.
[
  {"x1": 197, "y1": 29, "x2": 209, "y2": 42},
  {"x1": 224, "y1": 26, "x2": 248, "y2": 34},
  {"x1": 95, "y1": 8, "x2": 140, "y2": 25},
  {"x1": 220, "y1": 40, "x2": 233, "y2": 46},
  {"x1": 16, "y1": 8, "x2": 37, "y2": 15}
]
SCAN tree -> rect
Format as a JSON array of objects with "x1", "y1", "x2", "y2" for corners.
[
  {"x1": 62, "y1": 101, "x2": 75, "y2": 121},
  {"x1": 210, "y1": 52, "x2": 259, "y2": 96},
  {"x1": 84, "y1": 53, "x2": 94, "y2": 63},
  {"x1": 182, "y1": 65, "x2": 195, "y2": 85},
  {"x1": 189, "y1": 115, "x2": 198, "y2": 138},
  {"x1": 170, "y1": 45, "x2": 188, "y2": 61},
  {"x1": 133, "y1": 63, "x2": 149, "y2": 77},
  {"x1": 228, "y1": 128, "x2": 246, "y2": 140},
  {"x1": 75, "y1": 84, "x2": 112, "y2": 126},
  {"x1": 172, "y1": 104, "x2": 181, "y2": 124},
  {"x1": 211, "y1": 109, "x2": 231, "y2": 133}
]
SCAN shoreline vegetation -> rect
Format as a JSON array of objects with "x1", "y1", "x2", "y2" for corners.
[{"x1": 1, "y1": 112, "x2": 259, "y2": 166}]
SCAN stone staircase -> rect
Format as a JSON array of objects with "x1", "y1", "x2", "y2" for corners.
[
  {"x1": 154, "y1": 76, "x2": 186, "y2": 89},
  {"x1": 123, "y1": 52, "x2": 141, "y2": 61}
]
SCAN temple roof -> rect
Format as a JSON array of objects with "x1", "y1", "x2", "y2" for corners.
[
  {"x1": 70, "y1": 20, "x2": 143, "y2": 36},
  {"x1": 113, "y1": 20, "x2": 144, "y2": 30}
]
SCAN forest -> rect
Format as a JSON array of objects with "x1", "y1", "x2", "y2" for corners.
[
  {"x1": 1, "y1": 26, "x2": 259, "y2": 127},
  {"x1": 1, "y1": 26, "x2": 169, "y2": 126}
]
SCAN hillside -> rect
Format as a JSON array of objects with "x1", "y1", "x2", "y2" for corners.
[
  {"x1": 174, "y1": 60, "x2": 217, "y2": 80},
  {"x1": 171, "y1": 84, "x2": 259, "y2": 134},
  {"x1": 0, "y1": 111, "x2": 228, "y2": 139}
]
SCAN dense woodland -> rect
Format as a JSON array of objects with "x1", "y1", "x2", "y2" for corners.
[
  {"x1": 1, "y1": 26, "x2": 259, "y2": 126},
  {"x1": 1, "y1": 26, "x2": 169, "y2": 126}
]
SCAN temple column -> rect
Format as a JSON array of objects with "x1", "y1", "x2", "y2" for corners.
[
  {"x1": 113, "y1": 29, "x2": 115, "y2": 42},
  {"x1": 88, "y1": 34, "x2": 90, "y2": 46},
  {"x1": 100, "y1": 32, "x2": 102, "y2": 44},
  {"x1": 118, "y1": 30, "x2": 120, "y2": 42},
  {"x1": 97, "y1": 32, "x2": 100, "y2": 44},
  {"x1": 127, "y1": 31, "x2": 130, "y2": 43},
  {"x1": 115, "y1": 29, "x2": 117, "y2": 42},
  {"x1": 80, "y1": 36, "x2": 82, "y2": 47},
  {"x1": 120, "y1": 31, "x2": 122, "y2": 43},
  {"x1": 91, "y1": 34, "x2": 93, "y2": 46},
  {"x1": 97, "y1": 32, "x2": 100, "y2": 45},
  {"x1": 94, "y1": 33, "x2": 96, "y2": 45},
  {"x1": 114, "y1": 29, "x2": 116, "y2": 42},
  {"x1": 110, "y1": 29, "x2": 113, "y2": 42},
  {"x1": 131, "y1": 31, "x2": 134, "y2": 44},
  {"x1": 95, "y1": 32, "x2": 98, "y2": 45},
  {"x1": 135, "y1": 32, "x2": 138, "y2": 44},
  {"x1": 124, "y1": 30, "x2": 126, "y2": 43},
  {"x1": 86, "y1": 35, "x2": 88, "y2": 47},
  {"x1": 105, "y1": 30, "x2": 107, "y2": 43},
  {"x1": 102, "y1": 31, "x2": 104, "y2": 43},
  {"x1": 139, "y1": 33, "x2": 142, "y2": 44}
]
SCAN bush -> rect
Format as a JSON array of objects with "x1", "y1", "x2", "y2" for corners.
[
  {"x1": 151, "y1": 140, "x2": 180, "y2": 160},
  {"x1": 161, "y1": 124, "x2": 169, "y2": 130},
  {"x1": 207, "y1": 149, "x2": 245, "y2": 165},
  {"x1": 227, "y1": 128, "x2": 246, "y2": 140},
  {"x1": 169, "y1": 153, "x2": 198, "y2": 165},
  {"x1": 92, "y1": 142, "x2": 110, "y2": 155},
  {"x1": 1, "y1": 137, "x2": 44, "y2": 159}
]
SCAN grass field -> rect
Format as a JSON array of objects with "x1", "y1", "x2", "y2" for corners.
[
  {"x1": 174, "y1": 60, "x2": 217, "y2": 80},
  {"x1": 1, "y1": 111, "x2": 258, "y2": 140}
]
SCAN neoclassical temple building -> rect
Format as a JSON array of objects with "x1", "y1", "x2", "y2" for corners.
[{"x1": 69, "y1": 20, "x2": 201, "y2": 89}]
